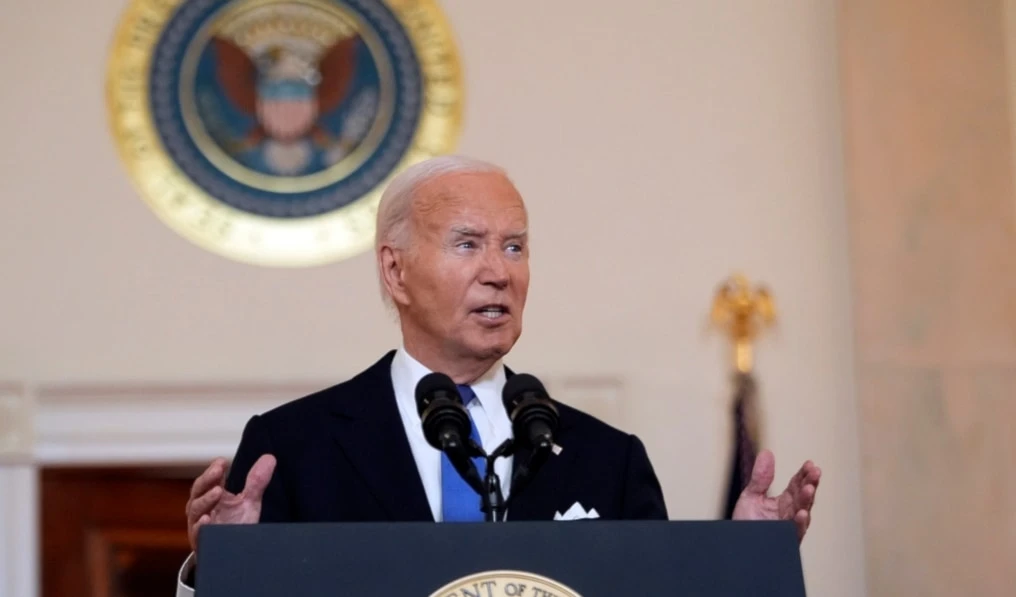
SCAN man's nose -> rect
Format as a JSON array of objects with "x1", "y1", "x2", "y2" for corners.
[{"x1": 479, "y1": 251, "x2": 510, "y2": 289}]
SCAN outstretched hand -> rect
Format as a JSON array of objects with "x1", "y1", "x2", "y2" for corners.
[
  {"x1": 185, "y1": 454, "x2": 277, "y2": 552},
  {"x1": 730, "y1": 449, "x2": 821, "y2": 542}
]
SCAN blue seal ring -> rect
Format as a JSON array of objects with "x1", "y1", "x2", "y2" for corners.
[
  {"x1": 149, "y1": 0, "x2": 422, "y2": 218},
  {"x1": 107, "y1": 0, "x2": 462, "y2": 266}
]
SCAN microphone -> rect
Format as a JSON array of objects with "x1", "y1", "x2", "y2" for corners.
[
  {"x1": 415, "y1": 372, "x2": 484, "y2": 496},
  {"x1": 501, "y1": 373, "x2": 559, "y2": 452},
  {"x1": 416, "y1": 372, "x2": 471, "y2": 453}
]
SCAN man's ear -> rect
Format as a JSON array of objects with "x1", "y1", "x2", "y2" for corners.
[{"x1": 379, "y1": 245, "x2": 410, "y2": 306}]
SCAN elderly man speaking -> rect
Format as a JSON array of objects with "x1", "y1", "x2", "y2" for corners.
[{"x1": 175, "y1": 156, "x2": 821, "y2": 596}]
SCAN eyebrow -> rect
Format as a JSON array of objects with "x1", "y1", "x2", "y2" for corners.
[
  {"x1": 449, "y1": 226, "x2": 528, "y2": 241},
  {"x1": 450, "y1": 225, "x2": 485, "y2": 237}
]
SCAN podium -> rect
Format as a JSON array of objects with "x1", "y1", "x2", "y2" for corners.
[{"x1": 195, "y1": 520, "x2": 806, "y2": 596}]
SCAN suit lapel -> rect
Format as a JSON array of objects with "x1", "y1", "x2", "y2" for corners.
[{"x1": 329, "y1": 352, "x2": 433, "y2": 522}]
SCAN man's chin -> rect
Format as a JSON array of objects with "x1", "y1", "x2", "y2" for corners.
[
  {"x1": 469, "y1": 344, "x2": 510, "y2": 361},
  {"x1": 463, "y1": 333, "x2": 518, "y2": 361}
]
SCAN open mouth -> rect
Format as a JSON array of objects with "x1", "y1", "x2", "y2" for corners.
[{"x1": 472, "y1": 304, "x2": 509, "y2": 320}]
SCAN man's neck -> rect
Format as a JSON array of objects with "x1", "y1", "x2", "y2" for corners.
[{"x1": 401, "y1": 341, "x2": 500, "y2": 385}]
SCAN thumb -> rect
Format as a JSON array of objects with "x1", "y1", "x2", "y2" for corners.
[
  {"x1": 743, "y1": 449, "x2": 775, "y2": 496},
  {"x1": 242, "y1": 454, "x2": 277, "y2": 503}
]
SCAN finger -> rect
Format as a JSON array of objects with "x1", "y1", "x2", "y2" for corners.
[
  {"x1": 188, "y1": 513, "x2": 212, "y2": 551},
  {"x1": 795, "y1": 464, "x2": 820, "y2": 502},
  {"x1": 788, "y1": 461, "x2": 817, "y2": 493},
  {"x1": 192, "y1": 514, "x2": 212, "y2": 543},
  {"x1": 809, "y1": 465, "x2": 822, "y2": 488},
  {"x1": 791, "y1": 461, "x2": 811, "y2": 484},
  {"x1": 187, "y1": 485, "x2": 224, "y2": 521},
  {"x1": 796, "y1": 483, "x2": 816, "y2": 511},
  {"x1": 788, "y1": 462, "x2": 822, "y2": 498},
  {"x1": 743, "y1": 449, "x2": 775, "y2": 496},
  {"x1": 794, "y1": 509, "x2": 811, "y2": 542},
  {"x1": 190, "y1": 458, "x2": 228, "y2": 500},
  {"x1": 241, "y1": 454, "x2": 277, "y2": 503}
]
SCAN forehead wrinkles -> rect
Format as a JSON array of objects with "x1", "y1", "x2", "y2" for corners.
[
  {"x1": 411, "y1": 190, "x2": 463, "y2": 237},
  {"x1": 409, "y1": 175, "x2": 527, "y2": 234}
]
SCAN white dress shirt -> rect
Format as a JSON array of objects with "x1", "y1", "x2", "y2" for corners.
[
  {"x1": 390, "y1": 346, "x2": 514, "y2": 520},
  {"x1": 176, "y1": 347, "x2": 515, "y2": 597}
]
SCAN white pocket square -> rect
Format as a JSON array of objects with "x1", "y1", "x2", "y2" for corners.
[{"x1": 553, "y1": 502, "x2": 600, "y2": 521}]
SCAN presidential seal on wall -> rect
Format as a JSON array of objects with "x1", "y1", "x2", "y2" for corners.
[
  {"x1": 106, "y1": 0, "x2": 462, "y2": 266},
  {"x1": 429, "y1": 570, "x2": 583, "y2": 597}
]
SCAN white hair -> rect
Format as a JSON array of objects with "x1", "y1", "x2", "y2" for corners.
[{"x1": 374, "y1": 155, "x2": 510, "y2": 309}]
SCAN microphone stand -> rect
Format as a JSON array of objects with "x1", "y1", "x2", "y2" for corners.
[
  {"x1": 461, "y1": 438, "x2": 552, "y2": 523},
  {"x1": 472, "y1": 439, "x2": 514, "y2": 522}
]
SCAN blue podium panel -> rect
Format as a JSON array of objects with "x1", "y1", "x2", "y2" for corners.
[{"x1": 196, "y1": 520, "x2": 806, "y2": 597}]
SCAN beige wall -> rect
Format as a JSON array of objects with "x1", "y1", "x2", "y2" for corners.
[
  {"x1": 0, "y1": 1, "x2": 865, "y2": 595},
  {"x1": 840, "y1": 0, "x2": 1016, "y2": 595}
]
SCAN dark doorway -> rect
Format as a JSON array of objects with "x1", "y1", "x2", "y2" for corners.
[{"x1": 41, "y1": 465, "x2": 202, "y2": 597}]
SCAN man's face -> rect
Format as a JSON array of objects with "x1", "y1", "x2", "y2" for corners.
[{"x1": 396, "y1": 171, "x2": 530, "y2": 363}]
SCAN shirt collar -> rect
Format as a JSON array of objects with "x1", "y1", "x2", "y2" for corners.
[{"x1": 391, "y1": 346, "x2": 506, "y2": 413}]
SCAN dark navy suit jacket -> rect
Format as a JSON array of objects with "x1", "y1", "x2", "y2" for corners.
[{"x1": 224, "y1": 351, "x2": 668, "y2": 522}]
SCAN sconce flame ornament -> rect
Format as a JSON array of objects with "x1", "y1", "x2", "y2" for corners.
[{"x1": 710, "y1": 273, "x2": 777, "y2": 374}]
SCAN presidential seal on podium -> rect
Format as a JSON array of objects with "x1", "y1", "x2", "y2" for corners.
[
  {"x1": 106, "y1": 0, "x2": 463, "y2": 266},
  {"x1": 429, "y1": 570, "x2": 583, "y2": 597}
]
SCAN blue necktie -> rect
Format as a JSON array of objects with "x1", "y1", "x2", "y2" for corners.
[{"x1": 440, "y1": 384, "x2": 486, "y2": 522}]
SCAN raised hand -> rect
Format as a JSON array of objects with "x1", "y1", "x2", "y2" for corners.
[
  {"x1": 731, "y1": 449, "x2": 821, "y2": 542},
  {"x1": 185, "y1": 454, "x2": 277, "y2": 552}
]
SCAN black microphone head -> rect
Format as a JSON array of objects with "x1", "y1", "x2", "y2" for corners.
[
  {"x1": 502, "y1": 373, "x2": 549, "y2": 412},
  {"x1": 415, "y1": 372, "x2": 470, "y2": 452},
  {"x1": 502, "y1": 373, "x2": 559, "y2": 450},
  {"x1": 415, "y1": 372, "x2": 459, "y2": 416}
]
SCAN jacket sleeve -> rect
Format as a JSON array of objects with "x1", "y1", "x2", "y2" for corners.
[{"x1": 620, "y1": 434, "x2": 669, "y2": 520}]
